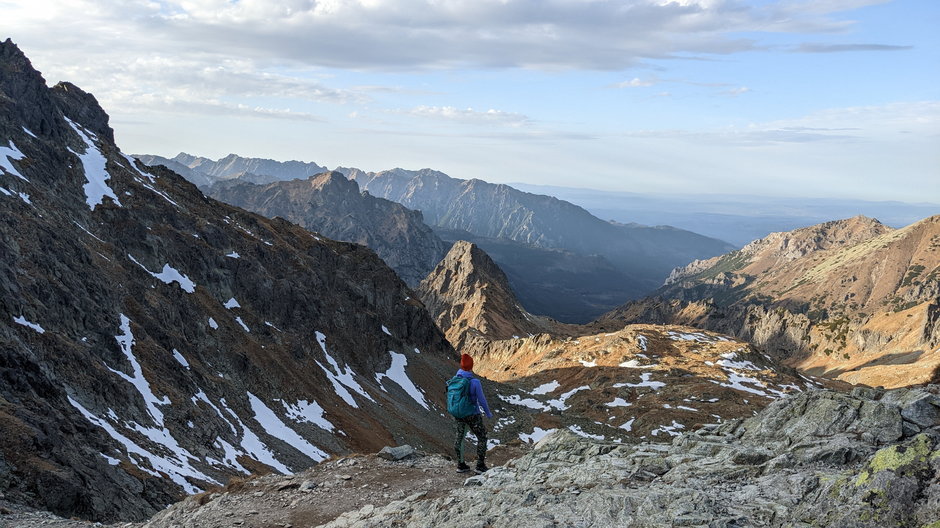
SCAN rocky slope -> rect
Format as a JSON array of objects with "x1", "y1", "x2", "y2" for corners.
[
  {"x1": 203, "y1": 173, "x2": 449, "y2": 286},
  {"x1": 0, "y1": 39, "x2": 488, "y2": 522},
  {"x1": 417, "y1": 241, "x2": 569, "y2": 350},
  {"x1": 602, "y1": 215, "x2": 940, "y2": 388},
  {"x1": 418, "y1": 242, "x2": 813, "y2": 443},
  {"x1": 31, "y1": 385, "x2": 935, "y2": 527},
  {"x1": 344, "y1": 167, "x2": 735, "y2": 295},
  {"x1": 326, "y1": 385, "x2": 940, "y2": 528}
]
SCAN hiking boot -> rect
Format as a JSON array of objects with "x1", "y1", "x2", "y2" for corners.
[
  {"x1": 456, "y1": 462, "x2": 471, "y2": 473},
  {"x1": 474, "y1": 463, "x2": 489, "y2": 474}
]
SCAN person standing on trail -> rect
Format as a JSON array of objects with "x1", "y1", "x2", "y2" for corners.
[{"x1": 446, "y1": 353, "x2": 493, "y2": 474}]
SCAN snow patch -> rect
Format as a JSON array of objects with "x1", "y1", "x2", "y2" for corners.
[
  {"x1": 172, "y1": 349, "x2": 189, "y2": 368},
  {"x1": 0, "y1": 140, "x2": 26, "y2": 181},
  {"x1": 128, "y1": 255, "x2": 195, "y2": 293},
  {"x1": 619, "y1": 418, "x2": 636, "y2": 432},
  {"x1": 519, "y1": 427, "x2": 557, "y2": 444},
  {"x1": 375, "y1": 351, "x2": 428, "y2": 409},
  {"x1": 651, "y1": 420, "x2": 685, "y2": 437},
  {"x1": 208, "y1": 317, "x2": 219, "y2": 329},
  {"x1": 498, "y1": 394, "x2": 548, "y2": 411},
  {"x1": 247, "y1": 392, "x2": 327, "y2": 463},
  {"x1": 613, "y1": 372, "x2": 666, "y2": 391},
  {"x1": 226, "y1": 251, "x2": 240, "y2": 258},
  {"x1": 99, "y1": 453, "x2": 120, "y2": 465},
  {"x1": 381, "y1": 325, "x2": 392, "y2": 336},
  {"x1": 546, "y1": 385, "x2": 590, "y2": 411},
  {"x1": 107, "y1": 314, "x2": 170, "y2": 426},
  {"x1": 568, "y1": 425, "x2": 605, "y2": 441},
  {"x1": 68, "y1": 396, "x2": 215, "y2": 493},
  {"x1": 13, "y1": 315, "x2": 45, "y2": 334},
  {"x1": 717, "y1": 351, "x2": 761, "y2": 371},
  {"x1": 224, "y1": 297, "x2": 241, "y2": 309},
  {"x1": 218, "y1": 397, "x2": 290, "y2": 473},
  {"x1": 605, "y1": 397, "x2": 632, "y2": 408},
  {"x1": 530, "y1": 380, "x2": 560, "y2": 395},
  {"x1": 281, "y1": 399, "x2": 335, "y2": 432},
  {"x1": 66, "y1": 120, "x2": 122, "y2": 210},
  {"x1": 578, "y1": 359, "x2": 597, "y2": 368},
  {"x1": 314, "y1": 331, "x2": 374, "y2": 408},
  {"x1": 619, "y1": 358, "x2": 656, "y2": 369},
  {"x1": 235, "y1": 317, "x2": 250, "y2": 332}
]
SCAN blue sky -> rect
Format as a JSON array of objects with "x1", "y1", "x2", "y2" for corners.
[{"x1": 4, "y1": 0, "x2": 938, "y2": 201}]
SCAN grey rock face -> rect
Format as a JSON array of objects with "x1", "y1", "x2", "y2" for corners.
[{"x1": 321, "y1": 387, "x2": 940, "y2": 528}]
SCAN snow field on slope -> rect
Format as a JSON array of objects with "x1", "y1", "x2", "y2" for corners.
[
  {"x1": 13, "y1": 315, "x2": 44, "y2": 333},
  {"x1": 613, "y1": 372, "x2": 666, "y2": 390},
  {"x1": 128, "y1": 254, "x2": 195, "y2": 293},
  {"x1": 0, "y1": 139, "x2": 26, "y2": 180},
  {"x1": 314, "y1": 331, "x2": 374, "y2": 408},
  {"x1": 247, "y1": 392, "x2": 328, "y2": 463},
  {"x1": 281, "y1": 399, "x2": 335, "y2": 432},
  {"x1": 375, "y1": 351, "x2": 429, "y2": 409},
  {"x1": 66, "y1": 119, "x2": 122, "y2": 210}
]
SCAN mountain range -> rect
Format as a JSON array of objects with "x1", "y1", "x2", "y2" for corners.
[
  {"x1": 136, "y1": 155, "x2": 733, "y2": 322},
  {"x1": 601, "y1": 215, "x2": 940, "y2": 388}
]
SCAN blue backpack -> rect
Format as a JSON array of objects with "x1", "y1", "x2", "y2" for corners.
[{"x1": 446, "y1": 376, "x2": 477, "y2": 418}]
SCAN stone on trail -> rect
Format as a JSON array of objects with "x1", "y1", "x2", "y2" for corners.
[{"x1": 377, "y1": 445, "x2": 418, "y2": 461}]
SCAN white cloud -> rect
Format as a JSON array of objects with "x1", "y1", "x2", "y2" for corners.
[
  {"x1": 402, "y1": 106, "x2": 530, "y2": 127},
  {"x1": 7, "y1": 0, "x2": 888, "y2": 72},
  {"x1": 616, "y1": 78, "x2": 657, "y2": 88}
]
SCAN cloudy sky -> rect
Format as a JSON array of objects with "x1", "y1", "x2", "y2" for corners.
[{"x1": 4, "y1": 0, "x2": 938, "y2": 201}]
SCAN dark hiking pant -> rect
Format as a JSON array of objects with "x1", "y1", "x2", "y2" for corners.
[{"x1": 454, "y1": 413, "x2": 487, "y2": 465}]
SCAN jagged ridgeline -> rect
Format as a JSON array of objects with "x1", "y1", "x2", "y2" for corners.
[
  {"x1": 602, "y1": 215, "x2": 940, "y2": 388},
  {"x1": 204, "y1": 172, "x2": 450, "y2": 288},
  {"x1": 0, "y1": 39, "x2": 460, "y2": 521}
]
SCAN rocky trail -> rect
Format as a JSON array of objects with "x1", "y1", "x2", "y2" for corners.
[{"x1": 0, "y1": 445, "x2": 527, "y2": 528}]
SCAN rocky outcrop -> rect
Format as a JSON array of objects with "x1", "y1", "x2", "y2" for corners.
[
  {"x1": 0, "y1": 40, "x2": 464, "y2": 522},
  {"x1": 204, "y1": 172, "x2": 449, "y2": 286},
  {"x1": 604, "y1": 215, "x2": 940, "y2": 388},
  {"x1": 433, "y1": 228, "x2": 642, "y2": 323},
  {"x1": 417, "y1": 241, "x2": 564, "y2": 349},
  {"x1": 321, "y1": 386, "x2": 940, "y2": 527}
]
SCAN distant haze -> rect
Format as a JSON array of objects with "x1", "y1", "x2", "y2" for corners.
[{"x1": 509, "y1": 183, "x2": 939, "y2": 247}]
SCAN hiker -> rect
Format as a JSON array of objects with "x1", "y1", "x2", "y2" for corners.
[{"x1": 447, "y1": 353, "x2": 493, "y2": 474}]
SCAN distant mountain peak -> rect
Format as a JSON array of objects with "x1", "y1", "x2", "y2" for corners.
[{"x1": 418, "y1": 241, "x2": 557, "y2": 348}]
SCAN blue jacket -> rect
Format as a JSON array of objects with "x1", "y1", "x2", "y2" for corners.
[{"x1": 456, "y1": 369, "x2": 492, "y2": 418}]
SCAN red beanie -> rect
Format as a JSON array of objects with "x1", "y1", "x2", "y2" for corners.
[{"x1": 460, "y1": 353, "x2": 474, "y2": 371}]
